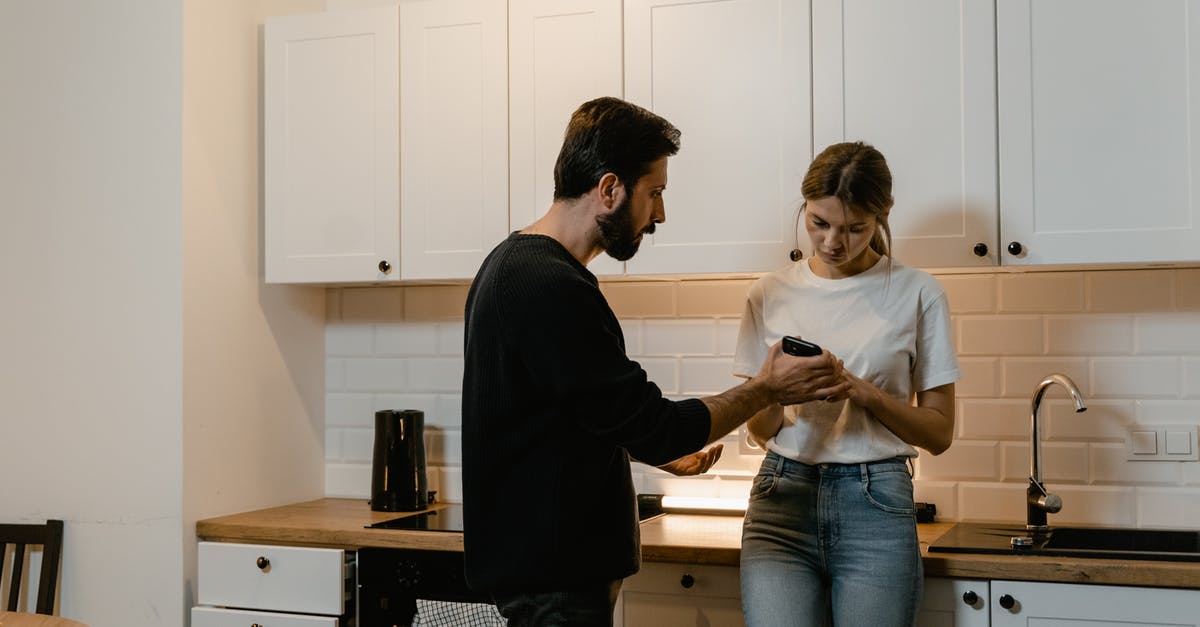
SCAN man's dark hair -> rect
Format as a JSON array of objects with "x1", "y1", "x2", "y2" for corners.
[{"x1": 552, "y1": 97, "x2": 681, "y2": 200}]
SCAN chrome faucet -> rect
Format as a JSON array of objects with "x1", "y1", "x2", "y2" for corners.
[{"x1": 1026, "y1": 373, "x2": 1087, "y2": 534}]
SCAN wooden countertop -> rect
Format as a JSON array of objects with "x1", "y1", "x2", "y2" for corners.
[{"x1": 196, "y1": 498, "x2": 1200, "y2": 589}]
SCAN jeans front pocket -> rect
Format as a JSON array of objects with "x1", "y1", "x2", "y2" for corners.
[
  {"x1": 860, "y1": 466, "x2": 916, "y2": 515},
  {"x1": 748, "y1": 456, "x2": 780, "y2": 502}
]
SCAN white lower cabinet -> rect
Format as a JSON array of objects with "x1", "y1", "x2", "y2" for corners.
[
  {"x1": 616, "y1": 562, "x2": 744, "y2": 627},
  {"x1": 918, "y1": 578, "x2": 990, "y2": 627},
  {"x1": 990, "y1": 580, "x2": 1200, "y2": 626},
  {"x1": 922, "y1": 578, "x2": 1200, "y2": 627},
  {"x1": 193, "y1": 541, "x2": 353, "y2": 626}
]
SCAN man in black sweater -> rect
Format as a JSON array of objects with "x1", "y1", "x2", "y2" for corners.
[{"x1": 462, "y1": 97, "x2": 848, "y2": 626}]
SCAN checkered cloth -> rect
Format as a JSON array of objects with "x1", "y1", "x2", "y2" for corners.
[{"x1": 412, "y1": 599, "x2": 507, "y2": 626}]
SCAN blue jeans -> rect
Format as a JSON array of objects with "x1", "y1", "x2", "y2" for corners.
[
  {"x1": 492, "y1": 580, "x2": 622, "y2": 627},
  {"x1": 741, "y1": 452, "x2": 922, "y2": 627}
]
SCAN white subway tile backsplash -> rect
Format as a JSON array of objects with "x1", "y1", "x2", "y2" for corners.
[
  {"x1": 643, "y1": 320, "x2": 719, "y2": 355},
  {"x1": 406, "y1": 357, "x2": 465, "y2": 392},
  {"x1": 373, "y1": 393, "x2": 439, "y2": 422},
  {"x1": 1046, "y1": 399, "x2": 1134, "y2": 441},
  {"x1": 341, "y1": 287, "x2": 404, "y2": 321},
  {"x1": 1087, "y1": 270, "x2": 1175, "y2": 312},
  {"x1": 938, "y1": 274, "x2": 996, "y2": 314},
  {"x1": 343, "y1": 357, "x2": 407, "y2": 391},
  {"x1": 716, "y1": 320, "x2": 740, "y2": 356},
  {"x1": 958, "y1": 399, "x2": 1027, "y2": 440},
  {"x1": 1045, "y1": 315, "x2": 1133, "y2": 355},
  {"x1": 959, "y1": 316, "x2": 1043, "y2": 355},
  {"x1": 326, "y1": 393, "x2": 375, "y2": 427},
  {"x1": 1092, "y1": 357, "x2": 1181, "y2": 398},
  {"x1": 324, "y1": 269, "x2": 1200, "y2": 528},
  {"x1": 1138, "y1": 487, "x2": 1200, "y2": 528},
  {"x1": 1134, "y1": 400, "x2": 1200, "y2": 424},
  {"x1": 916, "y1": 441, "x2": 1000, "y2": 481},
  {"x1": 1001, "y1": 442, "x2": 1087, "y2": 483},
  {"x1": 957, "y1": 483, "x2": 1025, "y2": 523},
  {"x1": 1090, "y1": 444, "x2": 1182, "y2": 485},
  {"x1": 375, "y1": 323, "x2": 439, "y2": 355},
  {"x1": 1136, "y1": 314, "x2": 1200, "y2": 354},
  {"x1": 326, "y1": 358, "x2": 345, "y2": 391},
  {"x1": 341, "y1": 427, "x2": 374, "y2": 462},
  {"x1": 326, "y1": 323, "x2": 374, "y2": 356},
  {"x1": 1050, "y1": 485, "x2": 1136, "y2": 526},
  {"x1": 679, "y1": 357, "x2": 741, "y2": 395},
  {"x1": 911, "y1": 481, "x2": 958, "y2": 521},
  {"x1": 998, "y1": 273, "x2": 1085, "y2": 313},
  {"x1": 437, "y1": 322, "x2": 465, "y2": 355},
  {"x1": 638, "y1": 357, "x2": 679, "y2": 394},
  {"x1": 325, "y1": 463, "x2": 371, "y2": 498},
  {"x1": 1001, "y1": 359, "x2": 1089, "y2": 397},
  {"x1": 956, "y1": 358, "x2": 1000, "y2": 397}
]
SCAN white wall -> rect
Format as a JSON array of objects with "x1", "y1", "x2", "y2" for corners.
[
  {"x1": 325, "y1": 269, "x2": 1200, "y2": 529},
  {"x1": 2, "y1": 2, "x2": 328, "y2": 625},
  {"x1": 1, "y1": 1, "x2": 185, "y2": 623},
  {"x1": 182, "y1": 0, "x2": 327, "y2": 616}
]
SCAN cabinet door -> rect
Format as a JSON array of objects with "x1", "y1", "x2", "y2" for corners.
[
  {"x1": 508, "y1": 0, "x2": 625, "y2": 276},
  {"x1": 400, "y1": 0, "x2": 508, "y2": 280},
  {"x1": 991, "y1": 580, "x2": 1200, "y2": 626},
  {"x1": 917, "y1": 578, "x2": 990, "y2": 627},
  {"x1": 813, "y1": 0, "x2": 998, "y2": 269},
  {"x1": 623, "y1": 0, "x2": 811, "y2": 275},
  {"x1": 998, "y1": 0, "x2": 1200, "y2": 266},
  {"x1": 618, "y1": 562, "x2": 745, "y2": 627},
  {"x1": 264, "y1": 7, "x2": 400, "y2": 283}
]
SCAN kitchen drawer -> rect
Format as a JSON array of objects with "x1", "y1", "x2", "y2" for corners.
[
  {"x1": 197, "y1": 541, "x2": 348, "y2": 615},
  {"x1": 622, "y1": 562, "x2": 741, "y2": 598},
  {"x1": 192, "y1": 606, "x2": 339, "y2": 627}
]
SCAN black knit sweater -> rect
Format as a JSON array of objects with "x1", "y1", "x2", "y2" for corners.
[{"x1": 461, "y1": 233, "x2": 711, "y2": 593}]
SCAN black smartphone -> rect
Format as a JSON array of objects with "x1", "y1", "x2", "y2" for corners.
[{"x1": 782, "y1": 335, "x2": 822, "y2": 357}]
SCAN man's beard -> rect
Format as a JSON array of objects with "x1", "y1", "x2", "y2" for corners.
[{"x1": 597, "y1": 195, "x2": 654, "y2": 261}]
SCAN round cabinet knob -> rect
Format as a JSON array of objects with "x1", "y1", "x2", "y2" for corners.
[
  {"x1": 962, "y1": 590, "x2": 978, "y2": 606},
  {"x1": 999, "y1": 593, "x2": 1016, "y2": 610},
  {"x1": 252, "y1": 624, "x2": 264, "y2": 627},
  {"x1": 973, "y1": 243, "x2": 989, "y2": 257},
  {"x1": 255, "y1": 556, "x2": 270, "y2": 571},
  {"x1": 1007, "y1": 241, "x2": 1024, "y2": 256},
  {"x1": 378, "y1": 259, "x2": 392, "y2": 274},
  {"x1": 680, "y1": 574, "x2": 695, "y2": 589}
]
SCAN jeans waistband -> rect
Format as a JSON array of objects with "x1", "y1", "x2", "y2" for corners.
[{"x1": 763, "y1": 450, "x2": 913, "y2": 478}]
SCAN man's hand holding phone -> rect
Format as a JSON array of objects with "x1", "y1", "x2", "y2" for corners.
[{"x1": 758, "y1": 336, "x2": 848, "y2": 406}]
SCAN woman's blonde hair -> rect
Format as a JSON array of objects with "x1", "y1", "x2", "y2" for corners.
[{"x1": 801, "y1": 141, "x2": 894, "y2": 258}]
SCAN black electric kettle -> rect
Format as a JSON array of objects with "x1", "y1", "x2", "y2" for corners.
[{"x1": 370, "y1": 409, "x2": 428, "y2": 512}]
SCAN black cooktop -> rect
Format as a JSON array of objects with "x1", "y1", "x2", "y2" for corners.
[{"x1": 366, "y1": 504, "x2": 464, "y2": 532}]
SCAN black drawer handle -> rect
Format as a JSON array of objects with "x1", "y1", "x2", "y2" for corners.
[
  {"x1": 680, "y1": 574, "x2": 695, "y2": 589},
  {"x1": 256, "y1": 556, "x2": 270, "y2": 571}
]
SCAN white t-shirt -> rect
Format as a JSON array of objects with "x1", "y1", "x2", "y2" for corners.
[{"x1": 733, "y1": 256, "x2": 960, "y2": 464}]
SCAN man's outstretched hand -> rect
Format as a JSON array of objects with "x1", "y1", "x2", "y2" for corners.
[{"x1": 657, "y1": 444, "x2": 724, "y2": 476}]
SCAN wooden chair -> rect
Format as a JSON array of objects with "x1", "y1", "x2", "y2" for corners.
[{"x1": 0, "y1": 521, "x2": 64, "y2": 615}]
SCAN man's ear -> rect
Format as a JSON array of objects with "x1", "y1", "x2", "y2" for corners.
[{"x1": 598, "y1": 172, "x2": 622, "y2": 209}]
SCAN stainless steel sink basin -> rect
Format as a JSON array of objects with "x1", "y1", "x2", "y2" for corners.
[{"x1": 928, "y1": 522, "x2": 1200, "y2": 562}]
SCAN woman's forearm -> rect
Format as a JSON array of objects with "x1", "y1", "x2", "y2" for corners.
[
  {"x1": 859, "y1": 382, "x2": 955, "y2": 455},
  {"x1": 746, "y1": 404, "x2": 785, "y2": 449}
]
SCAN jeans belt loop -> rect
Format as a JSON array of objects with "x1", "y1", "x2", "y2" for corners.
[{"x1": 860, "y1": 461, "x2": 871, "y2": 490}]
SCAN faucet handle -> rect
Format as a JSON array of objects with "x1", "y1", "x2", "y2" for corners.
[{"x1": 1037, "y1": 493, "x2": 1063, "y2": 514}]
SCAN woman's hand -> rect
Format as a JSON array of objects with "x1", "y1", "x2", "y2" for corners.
[
  {"x1": 841, "y1": 371, "x2": 885, "y2": 409},
  {"x1": 657, "y1": 444, "x2": 724, "y2": 476}
]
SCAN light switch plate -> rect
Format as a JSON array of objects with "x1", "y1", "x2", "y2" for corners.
[{"x1": 1126, "y1": 425, "x2": 1199, "y2": 461}]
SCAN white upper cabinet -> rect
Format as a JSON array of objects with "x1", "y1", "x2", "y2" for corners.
[
  {"x1": 264, "y1": 7, "x2": 400, "y2": 283},
  {"x1": 399, "y1": 0, "x2": 509, "y2": 280},
  {"x1": 812, "y1": 0, "x2": 999, "y2": 269},
  {"x1": 508, "y1": 0, "x2": 625, "y2": 277},
  {"x1": 623, "y1": 0, "x2": 812, "y2": 275},
  {"x1": 998, "y1": 0, "x2": 1200, "y2": 266}
]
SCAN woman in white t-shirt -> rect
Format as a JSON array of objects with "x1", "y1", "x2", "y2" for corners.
[{"x1": 734, "y1": 142, "x2": 960, "y2": 627}]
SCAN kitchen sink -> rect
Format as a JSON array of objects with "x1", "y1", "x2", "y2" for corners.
[{"x1": 928, "y1": 522, "x2": 1200, "y2": 562}]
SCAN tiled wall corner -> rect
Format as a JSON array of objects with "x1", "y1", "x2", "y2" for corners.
[{"x1": 325, "y1": 268, "x2": 1200, "y2": 528}]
